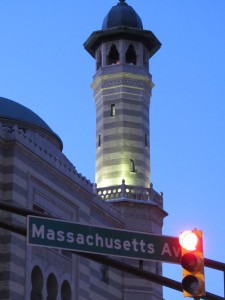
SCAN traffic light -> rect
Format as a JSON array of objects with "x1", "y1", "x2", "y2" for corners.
[{"x1": 179, "y1": 230, "x2": 205, "y2": 298}]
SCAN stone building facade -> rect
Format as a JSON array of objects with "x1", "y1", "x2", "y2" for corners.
[{"x1": 0, "y1": 1, "x2": 167, "y2": 299}]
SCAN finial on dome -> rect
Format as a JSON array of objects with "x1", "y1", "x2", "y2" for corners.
[{"x1": 119, "y1": 0, "x2": 126, "y2": 3}]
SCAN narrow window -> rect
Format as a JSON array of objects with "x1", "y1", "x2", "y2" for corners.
[
  {"x1": 143, "y1": 49, "x2": 149, "y2": 68},
  {"x1": 107, "y1": 44, "x2": 119, "y2": 65},
  {"x1": 126, "y1": 44, "x2": 136, "y2": 65},
  {"x1": 100, "y1": 264, "x2": 109, "y2": 284},
  {"x1": 130, "y1": 159, "x2": 136, "y2": 173},
  {"x1": 111, "y1": 104, "x2": 115, "y2": 116},
  {"x1": 145, "y1": 134, "x2": 148, "y2": 146},
  {"x1": 98, "y1": 135, "x2": 101, "y2": 147},
  {"x1": 96, "y1": 49, "x2": 102, "y2": 71}
]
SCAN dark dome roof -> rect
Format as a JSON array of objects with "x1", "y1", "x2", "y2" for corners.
[
  {"x1": 102, "y1": 0, "x2": 143, "y2": 30},
  {"x1": 0, "y1": 97, "x2": 62, "y2": 149}
]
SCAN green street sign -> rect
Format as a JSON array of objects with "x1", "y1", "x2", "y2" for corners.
[{"x1": 28, "y1": 216, "x2": 181, "y2": 263}]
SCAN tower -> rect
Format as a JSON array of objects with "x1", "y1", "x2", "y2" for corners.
[
  {"x1": 85, "y1": 0, "x2": 160, "y2": 189},
  {"x1": 84, "y1": 1, "x2": 167, "y2": 299}
]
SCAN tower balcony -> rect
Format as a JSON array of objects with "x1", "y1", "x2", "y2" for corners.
[{"x1": 94, "y1": 179, "x2": 163, "y2": 209}]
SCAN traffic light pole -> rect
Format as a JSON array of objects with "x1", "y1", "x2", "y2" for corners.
[
  {"x1": 75, "y1": 251, "x2": 224, "y2": 300},
  {"x1": 0, "y1": 202, "x2": 224, "y2": 300},
  {"x1": 0, "y1": 217, "x2": 223, "y2": 299},
  {"x1": 205, "y1": 258, "x2": 225, "y2": 299}
]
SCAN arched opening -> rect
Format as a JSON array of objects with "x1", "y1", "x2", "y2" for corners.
[
  {"x1": 143, "y1": 49, "x2": 149, "y2": 69},
  {"x1": 47, "y1": 273, "x2": 58, "y2": 300},
  {"x1": 61, "y1": 280, "x2": 72, "y2": 300},
  {"x1": 130, "y1": 159, "x2": 136, "y2": 173},
  {"x1": 107, "y1": 44, "x2": 119, "y2": 65},
  {"x1": 30, "y1": 266, "x2": 43, "y2": 300},
  {"x1": 96, "y1": 49, "x2": 102, "y2": 70},
  {"x1": 126, "y1": 44, "x2": 136, "y2": 65}
]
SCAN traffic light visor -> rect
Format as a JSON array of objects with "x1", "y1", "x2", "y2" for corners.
[{"x1": 179, "y1": 231, "x2": 198, "y2": 251}]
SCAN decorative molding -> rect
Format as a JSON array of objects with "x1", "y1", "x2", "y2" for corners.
[
  {"x1": 0, "y1": 123, "x2": 94, "y2": 193},
  {"x1": 32, "y1": 246, "x2": 72, "y2": 277},
  {"x1": 92, "y1": 72, "x2": 153, "y2": 92}
]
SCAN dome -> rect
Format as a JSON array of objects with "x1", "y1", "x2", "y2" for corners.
[
  {"x1": 102, "y1": 0, "x2": 143, "y2": 30},
  {"x1": 84, "y1": 1, "x2": 161, "y2": 60},
  {"x1": 0, "y1": 97, "x2": 62, "y2": 149}
]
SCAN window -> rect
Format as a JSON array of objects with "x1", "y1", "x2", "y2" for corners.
[
  {"x1": 111, "y1": 104, "x2": 115, "y2": 116},
  {"x1": 100, "y1": 264, "x2": 109, "y2": 284},
  {"x1": 126, "y1": 44, "x2": 136, "y2": 65},
  {"x1": 96, "y1": 49, "x2": 102, "y2": 71},
  {"x1": 61, "y1": 280, "x2": 72, "y2": 300},
  {"x1": 47, "y1": 273, "x2": 58, "y2": 300},
  {"x1": 30, "y1": 266, "x2": 43, "y2": 300},
  {"x1": 143, "y1": 49, "x2": 149, "y2": 68},
  {"x1": 145, "y1": 134, "x2": 148, "y2": 147},
  {"x1": 31, "y1": 267, "x2": 72, "y2": 300},
  {"x1": 130, "y1": 159, "x2": 136, "y2": 173},
  {"x1": 98, "y1": 134, "x2": 101, "y2": 147},
  {"x1": 107, "y1": 44, "x2": 119, "y2": 65}
]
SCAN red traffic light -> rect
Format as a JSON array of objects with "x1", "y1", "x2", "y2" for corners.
[
  {"x1": 179, "y1": 230, "x2": 205, "y2": 297},
  {"x1": 179, "y1": 230, "x2": 198, "y2": 251}
]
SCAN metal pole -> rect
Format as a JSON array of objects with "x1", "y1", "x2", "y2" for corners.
[
  {"x1": 224, "y1": 270, "x2": 225, "y2": 299},
  {"x1": 0, "y1": 203, "x2": 225, "y2": 300},
  {"x1": 0, "y1": 218, "x2": 224, "y2": 300}
]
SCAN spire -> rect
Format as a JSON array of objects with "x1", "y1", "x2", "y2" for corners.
[{"x1": 118, "y1": 0, "x2": 127, "y2": 6}]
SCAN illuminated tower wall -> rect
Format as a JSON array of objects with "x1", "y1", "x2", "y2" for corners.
[
  {"x1": 85, "y1": 2, "x2": 161, "y2": 190},
  {"x1": 85, "y1": 2, "x2": 167, "y2": 299},
  {"x1": 92, "y1": 49, "x2": 152, "y2": 188}
]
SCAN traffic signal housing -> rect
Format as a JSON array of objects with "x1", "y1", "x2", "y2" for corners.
[{"x1": 179, "y1": 230, "x2": 205, "y2": 297}]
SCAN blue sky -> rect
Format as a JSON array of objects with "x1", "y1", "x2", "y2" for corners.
[{"x1": 0, "y1": 0, "x2": 225, "y2": 298}]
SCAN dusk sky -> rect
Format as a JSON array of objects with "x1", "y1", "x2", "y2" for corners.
[{"x1": 0, "y1": 1, "x2": 225, "y2": 298}]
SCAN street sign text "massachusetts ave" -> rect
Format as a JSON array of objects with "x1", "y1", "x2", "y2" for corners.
[{"x1": 28, "y1": 216, "x2": 181, "y2": 263}]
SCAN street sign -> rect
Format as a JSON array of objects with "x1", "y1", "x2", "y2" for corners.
[{"x1": 28, "y1": 215, "x2": 181, "y2": 263}]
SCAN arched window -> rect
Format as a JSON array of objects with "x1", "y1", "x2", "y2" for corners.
[
  {"x1": 130, "y1": 159, "x2": 136, "y2": 173},
  {"x1": 107, "y1": 44, "x2": 119, "y2": 65},
  {"x1": 126, "y1": 44, "x2": 136, "y2": 65},
  {"x1": 96, "y1": 49, "x2": 102, "y2": 71},
  {"x1": 61, "y1": 280, "x2": 72, "y2": 300},
  {"x1": 47, "y1": 273, "x2": 58, "y2": 300},
  {"x1": 143, "y1": 49, "x2": 149, "y2": 69},
  {"x1": 30, "y1": 266, "x2": 43, "y2": 300}
]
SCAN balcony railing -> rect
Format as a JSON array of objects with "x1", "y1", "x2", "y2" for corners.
[{"x1": 95, "y1": 180, "x2": 163, "y2": 209}]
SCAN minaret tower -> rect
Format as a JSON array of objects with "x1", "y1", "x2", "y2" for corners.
[
  {"x1": 84, "y1": 2, "x2": 167, "y2": 299},
  {"x1": 85, "y1": 0, "x2": 160, "y2": 190}
]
